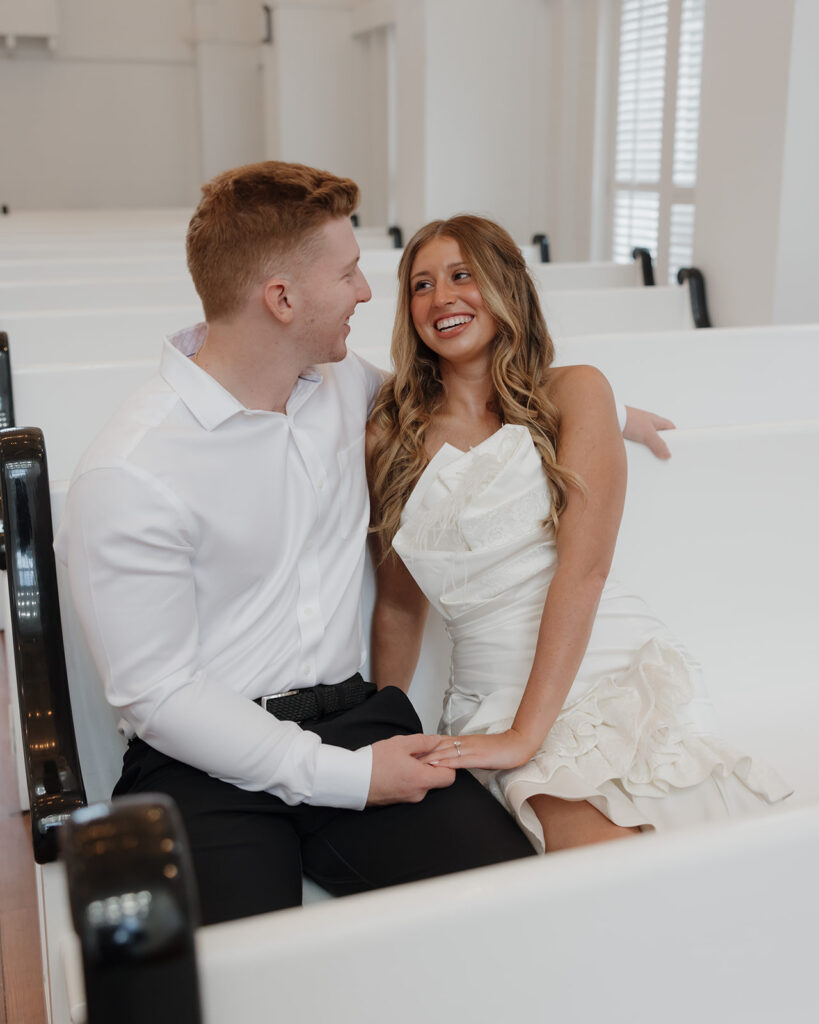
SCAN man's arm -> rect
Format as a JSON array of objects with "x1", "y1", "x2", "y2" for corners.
[
  {"x1": 60, "y1": 462, "x2": 455, "y2": 810},
  {"x1": 61, "y1": 464, "x2": 372, "y2": 808}
]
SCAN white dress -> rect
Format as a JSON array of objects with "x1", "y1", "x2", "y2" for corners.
[{"x1": 392, "y1": 424, "x2": 791, "y2": 852}]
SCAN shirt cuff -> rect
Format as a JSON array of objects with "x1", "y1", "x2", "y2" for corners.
[
  {"x1": 616, "y1": 401, "x2": 627, "y2": 433},
  {"x1": 309, "y1": 742, "x2": 373, "y2": 810}
]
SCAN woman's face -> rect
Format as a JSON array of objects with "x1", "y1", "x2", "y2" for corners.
[{"x1": 409, "y1": 236, "x2": 497, "y2": 368}]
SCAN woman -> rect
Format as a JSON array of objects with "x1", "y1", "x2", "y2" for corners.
[{"x1": 366, "y1": 215, "x2": 789, "y2": 853}]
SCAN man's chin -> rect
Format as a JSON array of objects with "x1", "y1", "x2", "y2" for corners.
[{"x1": 316, "y1": 342, "x2": 348, "y2": 366}]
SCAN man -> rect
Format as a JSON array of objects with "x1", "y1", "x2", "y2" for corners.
[
  {"x1": 56, "y1": 162, "x2": 535, "y2": 925},
  {"x1": 57, "y1": 161, "x2": 671, "y2": 924}
]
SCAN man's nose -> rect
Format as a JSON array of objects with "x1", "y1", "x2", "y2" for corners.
[{"x1": 356, "y1": 267, "x2": 372, "y2": 304}]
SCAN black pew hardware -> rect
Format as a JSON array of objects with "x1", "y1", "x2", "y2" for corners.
[
  {"x1": 387, "y1": 225, "x2": 403, "y2": 249},
  {"x1": 0, "y1": 426, "x2": 87, "y2": 862},
  {"x1": 351, "y1": 213, "x2": 360, "y2": 227},
  {"x1": 262, "y1": 4, "x2": 273, "y2": 44},
  {"x1": 0, "y1": 332, "x2": 16, "y2": 570},
  {"x1": 677, "y1": 267, "x2": 712, "y2": 328},
  {"x1": 631, "y1": 247, "x2": 655, "y2": 286},
  {"x1": 531, "y1": 233, "x2": 551, "y2": 263},
  {"x1": 62, "y1": 795, "x2": 203, "y2": 1024},
  {"x1": 0, "y1": 332, "x2": 15, "y2": 430}
]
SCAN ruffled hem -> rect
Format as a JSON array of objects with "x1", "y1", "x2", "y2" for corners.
[{"x1": 453, "y1": 638, "x2": 793, "y2": 853}]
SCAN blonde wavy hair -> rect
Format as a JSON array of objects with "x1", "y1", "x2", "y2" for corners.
[{"x1": 369, "y1": 214, "x2": 583, "y2": 551}]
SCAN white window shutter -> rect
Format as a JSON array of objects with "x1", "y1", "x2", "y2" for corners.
[{"x1": 611, "y1": 0, "x2": 705, "y2": 282}]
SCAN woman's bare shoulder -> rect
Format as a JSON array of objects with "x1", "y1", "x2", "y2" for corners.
[{"x1": 544, "y1": 364, "x2": 615, "y2": 413}]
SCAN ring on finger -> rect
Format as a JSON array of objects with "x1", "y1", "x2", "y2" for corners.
[{"x1": 454, "y1": 740, "x2": 462, "y2": 757}]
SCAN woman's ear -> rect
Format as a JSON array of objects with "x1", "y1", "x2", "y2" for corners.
[{"x1": 263, "y1": 277, "x2": 295, "y2": 324}]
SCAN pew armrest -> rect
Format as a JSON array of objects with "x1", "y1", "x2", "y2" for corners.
[
  {"x1": 0, "y1": 426, "x2": 87, "y2": 861},
  {"x1": 61, "y1": 794, "x2": 202, "y2": 1024},
  {"x1": 677, "y1": 266, "x2": 712, "y2": 327}
]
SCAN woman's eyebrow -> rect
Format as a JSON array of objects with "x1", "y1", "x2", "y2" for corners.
[{"x1": 411, "y1": 261, "x2": 467, "y2": 281}]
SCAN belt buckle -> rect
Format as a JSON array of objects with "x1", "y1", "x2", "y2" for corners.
[{"x1": 260, "y1": 689, "x2": 298, "y2": 713}]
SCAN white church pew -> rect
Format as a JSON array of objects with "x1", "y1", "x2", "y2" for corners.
[
  {"x1": 7, "y1": 324, "x2": 817, "y2": 824},
  {"x1": 530, "y1": 258, "x2": 644, "y2": 291},
  {"x1": 542, "y1": 283, "x2": 696, "y2": 336},
  {"x1": 553, "y1": 322, "x2": 819, "y2": 428},
  {"x1": 1, "y1": 306, "x2": 200, "y2": 366},
  {"x1": 21, "y1": 419, "x2": 818, "y2": 1023},
  {"x1": 352, "y1": 321, "x2": 819, "y2": 428},
  {"x1": 0, "y1": 247, "x2": 401, "y2": 286},
  {"x1": 0, "y1": 255, "x2": 189, "y2": 283},
  {"x1": 6, "y1": 322, "x2": 819, "y2": 490},
  {"x1": 0, "y1": 208, "x2": 192, "y2": 238},
  {"x1": 350, "y1": 285, "x2": 697, "y2": 349},
  {"x1": 0, "y1": 275, "x2": 201, "y2": 314},
  {"x1": 362, "y1": 256, "x2": 650, "y2": 301},
  {"x1": 10, "y1": 362, "x2": 157, "y2": 480}
]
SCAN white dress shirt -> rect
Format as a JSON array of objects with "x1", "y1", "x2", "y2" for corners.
[{"x1": 55, "y1": 324, "x2": 383, "y2": 810}]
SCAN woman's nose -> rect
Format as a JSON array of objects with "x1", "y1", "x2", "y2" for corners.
[{"x1": 432, "y1": 279, "x2": 455, "y2": 305}]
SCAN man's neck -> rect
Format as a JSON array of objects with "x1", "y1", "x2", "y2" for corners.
[{"x1": 196, "y1": 320, "x2": 306, "y2": 414}]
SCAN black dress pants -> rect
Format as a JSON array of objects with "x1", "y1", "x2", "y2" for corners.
[{"x1": 114, "y1": 685, "x2": 534, "y2": 925}]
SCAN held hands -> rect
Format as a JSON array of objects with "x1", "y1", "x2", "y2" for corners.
[
  {"x1": 367, "y1": 733, "x2": 456, "y2": 806},
  {"x1": 418, "y1": 728, "x2": 534, "y2": 772},
  {"x1": 623, "y1": 406, "x2": 676, "y2": 460}
]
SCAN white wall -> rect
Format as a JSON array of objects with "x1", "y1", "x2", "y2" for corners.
[
  {"x1": 543, "y1": 0, "x2": 603, "y2": 261},
  {"x1": 0, "y1": 0, "x2": 202, "y2": 209},
  {"x1": 772, "y1": 0, "x2": 819, "y2": 325},
  {"x1": 266, "y1": 4, "x2": 358, "y2": 179},
  {"x1": 350, "y1": 23, "x2": 393, "y2": 227},
  {"x1": 693, "y1": 0, "x2": 796, "y2": 326},
  {"x1": 193, "y1": 0, "x2": 266, "y2": 182}
]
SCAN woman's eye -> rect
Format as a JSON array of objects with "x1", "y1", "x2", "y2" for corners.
[
  {"x1": 412, "y1": 280, "x2": 431, "y2": 293},
  {"x1": 453, "y1": 270, "x2": 470, "y2": 281}
]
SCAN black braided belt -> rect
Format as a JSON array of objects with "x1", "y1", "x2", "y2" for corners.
[{"x1": 255, "y1": 673, "x2": 376, "y2": 723}]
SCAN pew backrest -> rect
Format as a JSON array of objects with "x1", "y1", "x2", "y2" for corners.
[
  {"x1": 0, "y1": 276, "x2": 201, "y2": 314},
  {"x1": 542, "y1": 284, "x2": 695, "y2": 336},
  {"x1": 554, "y1": 323, "x2": 819, "y2": 428}
]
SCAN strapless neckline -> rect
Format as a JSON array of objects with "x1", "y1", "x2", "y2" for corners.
[{"x1": 402, "y1": 424, "x2": 531, "y2": 525}]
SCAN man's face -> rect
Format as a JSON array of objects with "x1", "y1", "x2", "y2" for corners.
[{"x1": 295, "y1": 217, "x2": 372, "y2": 365}]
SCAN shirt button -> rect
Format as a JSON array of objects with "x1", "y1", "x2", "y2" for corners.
[
  {"x1": 304, "y1": 606, "x2": 313, "y2": 618},
  {"x1": 316, "y1": 479, "x2": 325, "y2": 490},
  {"x1": 302, "y1": 664, "x2": 310, "y2": 676}
]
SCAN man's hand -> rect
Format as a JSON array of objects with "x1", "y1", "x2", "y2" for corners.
[
  {"x1": 367, "y1": 734, "x2": 457, "y2": 806},
  {"x1": 623, "y1": 406, "x2": 676, "y2": 460}
]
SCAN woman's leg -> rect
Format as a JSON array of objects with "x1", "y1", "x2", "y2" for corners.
[{"x1": 528, "y1": 794, "x2": 639, "y2": 852}]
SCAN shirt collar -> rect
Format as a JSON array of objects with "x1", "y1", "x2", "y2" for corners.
[{"x1": 161, "y1": 323, "x2": 324, "y2": 431}]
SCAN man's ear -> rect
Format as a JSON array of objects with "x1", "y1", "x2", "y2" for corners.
[{"x1": 263, "y1": 278, "x2": 295, "y2": 324}]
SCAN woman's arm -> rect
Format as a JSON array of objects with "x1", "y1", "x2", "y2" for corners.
[
  {"x1": 423, "y1": 365, "x2": 626, "y2": 769},
  {"x1": 365, "y1": 423, "x2": 430, "y2": 691},
  {"x1": 369, "y1": 543, "x2": 430, "y2": 691},
  {"x1": 623, "y1": 405, "x2": 675, "y2": 459}
]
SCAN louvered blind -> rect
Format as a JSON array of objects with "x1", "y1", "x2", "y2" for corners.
[
  {"x1": 611, "y1": 0, "x2": 706, "y2": 283},
  {"x1": 669, "y1": 202, "x2": 695, "y2": 282},
  {"x1": 672, "y1": 0, "x2": 705, "y2": 188},
  {"x1": 613, "y1": 189, "x2": 660, "y2": 264},
  {"x1": 614, "y1": 0, "x2": 669, "y2": 186}
]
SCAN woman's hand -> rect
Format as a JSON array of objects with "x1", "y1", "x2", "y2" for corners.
[
  {"x1": 417, "y1": 729, "x2": 535, "y2": 771},
  {"x1": 623, "y1": 405, "x2": 676, "y2": 460}
]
